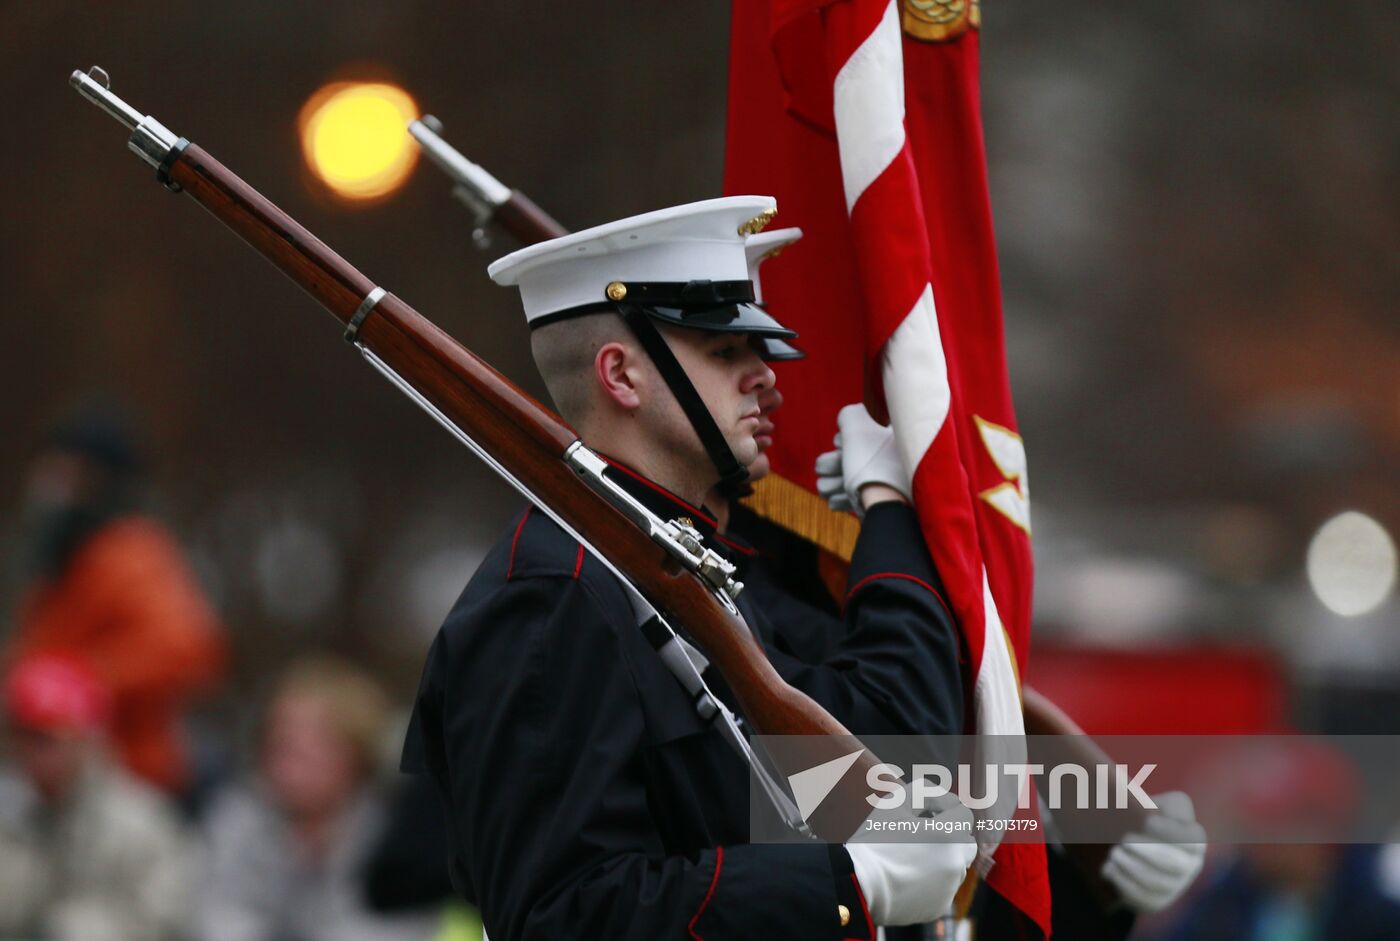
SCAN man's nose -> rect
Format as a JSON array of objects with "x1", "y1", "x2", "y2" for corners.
[{"x1": 744, "y1": 359, "x2": 776, "y2": 393}]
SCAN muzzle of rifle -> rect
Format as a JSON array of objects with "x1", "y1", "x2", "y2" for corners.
[
  {"x1": 408, "y1": 115, "x2": 512, "y2": 248},
  {"x1": 70, "y1": 66, "x2": 183, "y2": 182},
  {"x1": 408, "y1": 115, "x2": 511, "y2": 209}
]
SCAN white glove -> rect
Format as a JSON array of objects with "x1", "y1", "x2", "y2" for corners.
[
  {"x1": 814, "y1": 403, "x2": 911, "y2": 516},
  {"x1": 845, "y1": 799, "x2": 977, "y2": 926},
  {"x1": 1101, "y1": 791, "x2": 1207, "y2": 913}
]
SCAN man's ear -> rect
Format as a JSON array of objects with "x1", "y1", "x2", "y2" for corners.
[{"x1": 595, "y1": 342, "x2": 642, "y2": 412}]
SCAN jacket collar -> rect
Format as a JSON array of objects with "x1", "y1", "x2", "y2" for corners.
[{"x1": 598, "y1": 456, "x2": 755, "y2": 567}]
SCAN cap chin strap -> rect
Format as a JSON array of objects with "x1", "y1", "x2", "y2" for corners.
[{"x1": 618, "y1": 305, "x2": 751, "y2": 499}]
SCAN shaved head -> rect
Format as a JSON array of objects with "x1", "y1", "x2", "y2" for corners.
[{"x1": 530, "y1": 313, "x2": 634, "y2": 428}]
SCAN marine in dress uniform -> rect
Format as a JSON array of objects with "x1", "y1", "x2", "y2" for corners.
[{"x1": 403, "y1": 197, "x2": 975, "y2": 940}]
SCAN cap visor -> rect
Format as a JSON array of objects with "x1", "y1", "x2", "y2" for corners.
[
  {"x1": 646, "y1": 302, "x2": 797, "y2": 339},
  {"x1": 759, "y1": 337, "x2": 806, "y2": 361}
]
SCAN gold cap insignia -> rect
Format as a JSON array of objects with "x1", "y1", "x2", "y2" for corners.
[
  {"x1": 737, "y1": 208, "x2": 778, "y2": 236},
  {"x1": 605, "y1": 281, "x2": 628, "y2": 301}
]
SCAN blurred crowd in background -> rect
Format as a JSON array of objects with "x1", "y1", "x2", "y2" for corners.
[
  {"x1": 0, "y1": 410, "x2": 463, "y2": 941},
  {"x1": 3, "y1": 1, "x2": 1396, "y2": 939}
]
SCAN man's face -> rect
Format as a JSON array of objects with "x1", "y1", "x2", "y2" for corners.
[{"x1": 656, "y1": 327, "x2": 776, "y2": 471}]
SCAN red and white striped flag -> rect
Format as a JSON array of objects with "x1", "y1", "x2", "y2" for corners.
[{"x1": 726, "y1": 0, "x2": 1050, "y2": 931}]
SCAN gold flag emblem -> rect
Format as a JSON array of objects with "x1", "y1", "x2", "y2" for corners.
[{"x1": 901, "y1": 0, "x2": 980, "y2": 43}]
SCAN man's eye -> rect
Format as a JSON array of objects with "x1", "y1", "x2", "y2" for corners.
[{"x1": 713, "y1": 345, "x2": 738, "y2": 361}]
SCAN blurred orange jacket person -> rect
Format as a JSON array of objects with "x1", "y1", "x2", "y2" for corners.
[{"x1": 8, "y1": 410, "x2": 226, "y2": 793}]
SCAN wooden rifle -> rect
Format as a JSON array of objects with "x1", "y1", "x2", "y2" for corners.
[{"x1": 70, "y1": 66, "x2": 886, "y2": 841}]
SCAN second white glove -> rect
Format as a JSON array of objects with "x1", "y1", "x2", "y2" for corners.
[
  {"x1": 814, "y1": 403, "x2": 911, "y2": 516},
  {"x1": 1101, "y1": 791, "x2": 1207, "y2": 913}
]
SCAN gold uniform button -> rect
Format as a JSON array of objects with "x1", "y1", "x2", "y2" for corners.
[
  {"x1": 838, "y1": 904, "x2": 851, "y2": 927},
  {"x1": 605, "y1": 281, "x2": 628, "y2": 301}
]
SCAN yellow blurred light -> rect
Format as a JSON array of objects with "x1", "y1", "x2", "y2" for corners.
[{"x1": 300, "y1": 81, "x2": 418, "y2": 200}]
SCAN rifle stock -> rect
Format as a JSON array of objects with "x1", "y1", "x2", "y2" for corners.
[
  {"x1": 1023, "y1": 687, "x2": 1137, "y2": 906},
  {"x1": 74, "y1": 71, "x2": 881, "y2": 839}
]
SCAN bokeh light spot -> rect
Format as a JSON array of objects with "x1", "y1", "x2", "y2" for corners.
[
  {"x1": 299, "y1": 81, "x2": 418, "y2": 200},
  {"x1": 1306, "y1": 511, "x2": 1397, "y2": 617}
]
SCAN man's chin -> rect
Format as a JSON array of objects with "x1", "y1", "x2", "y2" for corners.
[
  {"x1": 721, "y1": 440, "x2": 762, "y2": 476},
  {"x1": 746, "y1": 453, "x2": 771, "y2": 482}
]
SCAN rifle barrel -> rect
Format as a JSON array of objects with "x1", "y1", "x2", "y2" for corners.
[
  {"x1": 70, "y1": 67, "x2": 183, "y2": 172},
  {"x1": 409, "y1": 115, "x2": 512, "y2": 207},
  {"x1": 70, "y1": 68, "x2": 142, "y2": 130},
  {"x1": 409, "y1": 114, "x2": 567, "y2": 245}
]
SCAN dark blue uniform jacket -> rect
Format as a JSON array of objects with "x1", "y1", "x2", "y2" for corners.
[{"x1": 403, "y1": 461, "x2": 964, "y2": 940}]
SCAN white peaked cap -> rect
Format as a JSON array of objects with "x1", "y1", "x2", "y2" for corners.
[
  {"x1": 487, "y1": 195, "x2": 779, "y2": 325},
  {"x1": 744, "y1": 227, "x2": 803, "y2": 303}
]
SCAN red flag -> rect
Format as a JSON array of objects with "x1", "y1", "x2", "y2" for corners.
[{"x1": 726, "y1": 0, "x2": 1048, "y2": 932}]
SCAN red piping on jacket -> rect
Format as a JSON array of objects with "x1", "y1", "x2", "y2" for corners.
[
  {"x1": 687, "y1": 846, "x2": 724, "y2": 940},
  {"x1": 506, "y1": 507, "x2": 532, "y2": 580}
]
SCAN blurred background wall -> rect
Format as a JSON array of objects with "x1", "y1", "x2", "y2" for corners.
[{"x1": 4, "y1": 2, "x2": 1397, "y2": 728}]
